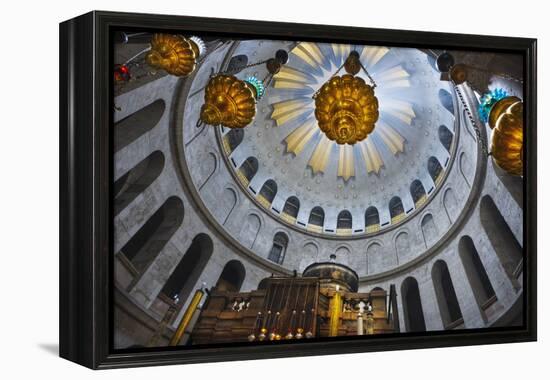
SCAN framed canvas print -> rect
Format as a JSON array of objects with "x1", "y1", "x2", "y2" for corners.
[{"x1": 59, "y1": 11, "x2": 537, "y2": 369}]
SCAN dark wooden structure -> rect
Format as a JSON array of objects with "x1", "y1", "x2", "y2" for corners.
[{"x1": 191, "y1": 262, "x2": 398, "y2": 344}]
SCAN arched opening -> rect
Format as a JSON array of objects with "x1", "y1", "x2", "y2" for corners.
[
  {"x1": 282, "y1": 196, "x2": 300, "y2": 222},
  {"x1": 480, "y1": 195, "x2": 522, "y2": 285},
  {"x1": 118, "y1": 196, "x2": 184, "y2": 274},
  {"x1": 410, "y1": 180, "x2": 427, "y2": 208},
  {"x1": 337, "y1": 210, "x2": 352, "y2": 235},
  {"x1": 389, "y1": 196, "x2": 405, "y2": 224},
  {"x1": 115, "y1": 99, "x2": 165, "y2": 152},
  {"x1": 258, "y1": 179, "x2": 278, "y2": 208},
  {"x1": 223, "y1": 128, "x2": 244, "y2": 154},
  {"x1": 159, "y1": 233, "x2": 213, "y2": 306},
  {"x1": 401, "y1": 277, "x2": 426, "y2": 332},
  {"x1": 438, "y1": 125, "x2": 453, "y2": 152},
  {"x1": 237, "y1": 157, "x2": 258, "y2": 184},
  {"x1": 432, "y1": 260, "x2": 464, "y2": 329},
  {"x1": 215, "y1": 260, "x2": 246, "y2": 292},
  {"x1": 365, "y1": 206, "x2": 380, "y2": 233},
  {"x1": 428, "y1": 156, "x2": 444, "y2": 185},
  {"x1": 268, "y1": 232, "x2": 288, "y2": 264},
  {"x1": 114, "y1": 150, "x2": 165, "y2": 216},
  {"x1": 308, "y1": 206, "x2": 325, "y2": 232},
  {"x1": 458, "y1": 236, "x2": 497, "y2": 317},
  {"x1": 438, "y1": 88, "x2": 454, "y2": 115}
]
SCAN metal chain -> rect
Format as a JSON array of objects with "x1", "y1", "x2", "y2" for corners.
[
  {"x1": 312, "y1": 61, "x2": 345, "y2": 99},
  {"x1": 453, "y1": 84, "x2": 490, "y2": 156},
  {"x1": 221, "y1": 58, "x2": 271, "y2": 76},
  {"x1": 359, "y1": 60, "x2": 377, "y2": 88},
  {"x1": 311, "y1": 56, "x2": 377, "y2": 99}
]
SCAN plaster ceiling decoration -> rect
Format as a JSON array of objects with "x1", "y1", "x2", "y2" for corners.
[
  {"x1": 215, "y1": 40, "x2": 457, "y2": 236},
  {"x1": 271, "y1": 42, "x2": 413, "y2": 180}
]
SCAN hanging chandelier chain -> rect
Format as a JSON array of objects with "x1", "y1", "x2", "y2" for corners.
[
  {"x1": 312, "y1": 61, "x2": 345, "y2": 99},
  {"x1": 221, "y1": 58, "x2": 272, "y2": 76},
  {"x1": 359, "y1": 60, "x2": 377, "y2": 88},
  {"x1": 453, "y1": 84, "x2": 490, "y2": 156}
]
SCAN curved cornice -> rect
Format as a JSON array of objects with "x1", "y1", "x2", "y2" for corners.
[
  {"x1": 170, "y1": 41, "x2": 292, "y2": 277},
  {"x1": 360, "y1": 84, "x2": 488, "y2": 283}
]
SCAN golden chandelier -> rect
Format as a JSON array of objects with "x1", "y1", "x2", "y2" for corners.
[
  {"x1": 313, "y1": 51, "x2": 379, "y2": 145},
  {"x1": 199, "y1": 75, "x2": 259, "y2": 129},
  {"x1": 489, "y1": 96, "x2": 523, "y2": 176},
  {"x1": 198, "y1": 50, "x2": 288, "y2": 129},
  {"x1": 145, "y1": 34, "x2": 204, "y2": 77}
]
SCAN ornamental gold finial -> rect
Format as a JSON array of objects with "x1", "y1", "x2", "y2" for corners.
[
  {"x1": 145, "y1": 34, "x2": 203, "y2": 77},
  {"x1": 199, "y1": 75, "x2": 258, "y2": 129},
  {"x1": 314, "y1": 74, "x2": 379, "y2": 145},
  {"x1": 489, "y1": 96, "x2": 523, "y2": 176}
]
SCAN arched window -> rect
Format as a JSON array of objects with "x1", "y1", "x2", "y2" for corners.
[
  {"x1": 237, "y1": 157, "x2": 258, "y2": 184},
  {"x1": 432, "y1": 260, "x2": 464, "y2": 329},
  {"x1": 438, "y1": 125, "x2": 453, "y2": 152},
  {"x1": 215, "y1": 260, "x2": 246, "y2": 292},
  {"x1": 118, "y1": 196, "x2": 184, "y2": 274},
  {"x1": 336, "y1": 210, "x2": 352, "y2": 235},
  {"x1": 365, "y1": 206, "x2": 380, "y2": 233},
  {"x1": 401, "y1": 277, "x2": 426, "y2": 332},
  {"x1": 308, "y1": 206, "x2": 325, "y2": 232},
  {"x1": 258, "y1": 179, "x2": 278, "y2": 208},
  {"x1": 438, "y1": 88, "x2": 454, "y2": 115},
  {"x1": 410, "y1": 180, "x2": 427, "y2": 208},
  {"x1": 268, "y1": 232, "x2": 288, "y2": 264},
  {"x1": 223, "y1": 128, "x2": 244, "y2": 154},
  {"x1": 389, "y1": 196, "x2": 405, "y2": 224},
  {"x1": 159, "y1": 233, "x2": 213, "y2": 307},
  {"x1": 114, "y1": 150, "x2": 165, "y2": 216},
  {"x1": 282, "y1": 196, "x2": 300, "y2": 222},
  {"x1": 480, "y1": 195, "x2": 522, "y2": 286},
  {"x1": 115, "y1": 99, "x2": 165, "y2": 152},
  {"x1": 428, "y1": 156, "x2": 444, "y2": 185},
  {"x1": 458, "y1": 236, "x2": 497, "y2": 318}
]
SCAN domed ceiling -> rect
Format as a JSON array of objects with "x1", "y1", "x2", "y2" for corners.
[{"x1": 216, "y1": 40, "x2": 457, "y2": 236}]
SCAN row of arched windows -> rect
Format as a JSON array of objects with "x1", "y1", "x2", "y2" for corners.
[
  {"x1": 114, "y1": 101, "x2": 251, "y2": 317},
  {"x1": 401, "y1": 194, "x2": 521, "y2": 331},
  {"x1": 236, "y1": 155, "x2": 446, "y2": 233}
]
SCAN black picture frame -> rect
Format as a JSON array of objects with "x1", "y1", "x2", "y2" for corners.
[{"x1": 59, "y1": 10, "x2": 537, "y2": 369}]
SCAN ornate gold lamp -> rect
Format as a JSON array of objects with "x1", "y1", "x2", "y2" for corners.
[
  {"x1": 488, "y1": 96, "x2": 523, "y2": 176},
  {"x1": 199, "y1": 49, "x2": 288, "y2": 129},
  {"x1": 145, "y1": 33, "x2": 205, "y2": 77},
  {"x1": 199, "y1": 75, "x2": 262, "y2": 129},
  {"x1": 313, "y1": 51, "x2": 379, "y2": 145}
]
